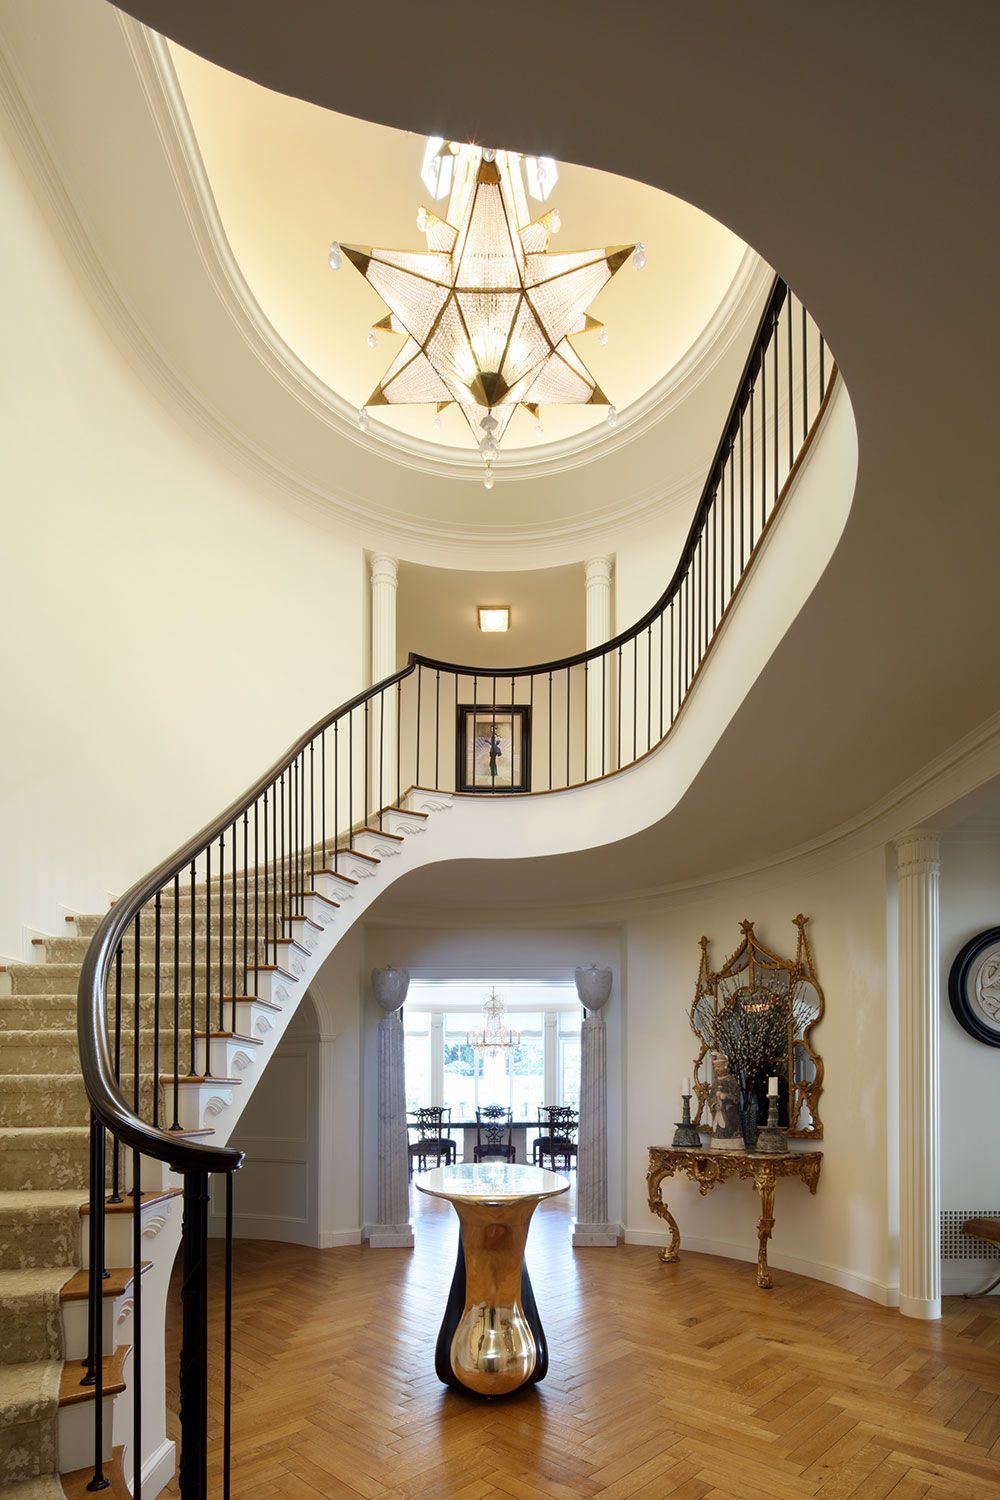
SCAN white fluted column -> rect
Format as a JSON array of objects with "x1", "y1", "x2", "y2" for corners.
[
  {"x1": 896, "y1": 829, "x2": 941, "y2": 1319},
  {"x1": 585, "y1": 558, "x2": 613, "y2": 779},
  {"x1": 572, "y1": 965, "x2": 618, "y2": 1247},
  {"x1": 370, "y1": 554, "x2": 398, "y2": 813},
  {"x1": 370, "y1": 966, "x2": 413, "y2": 1249}
]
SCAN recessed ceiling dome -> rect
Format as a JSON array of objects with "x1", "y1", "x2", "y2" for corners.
[{"x1": 169, "y1": 41, "x2": 751, "y2": 467}]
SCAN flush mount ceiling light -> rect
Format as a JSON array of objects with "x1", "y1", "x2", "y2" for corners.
[
  {"x1": 478, "y1": 606, "x2": 510, "y2": 633},
  {"x1": 329, "y1": 140, "x2": 643, "y2": 488}
]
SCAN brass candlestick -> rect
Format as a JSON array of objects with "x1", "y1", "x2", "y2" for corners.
[
  {"x1": 672, "y1": 1094, "x2": 702, "y2": 1148},
  {"x1": 755, "y1": 1093, "x2": 788, "y2": 1154}
]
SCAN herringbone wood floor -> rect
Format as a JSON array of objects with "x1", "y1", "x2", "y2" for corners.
[{"x1": 164, "y1": 1189, "x2": 1000, "y2": 1499}]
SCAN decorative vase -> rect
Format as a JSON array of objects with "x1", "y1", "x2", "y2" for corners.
[
  {"x1": 371, "y1": 965, "x2": 410, "y2": 1013},
  {"x1": 740, "y1": 1092, "x2": 759, "y2": 1152},
  {"x1": 574, "y1": 965, "x2": 613, "y2": 1013}
]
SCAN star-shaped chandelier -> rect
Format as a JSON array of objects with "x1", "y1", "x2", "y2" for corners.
[{"x1": 329, "y1": 139, "x2": 643, "y2": 486}]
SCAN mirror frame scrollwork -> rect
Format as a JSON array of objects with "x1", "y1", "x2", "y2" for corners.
[{"x1": 689, "y1": 914, "x2": 825, "y2": 1140}]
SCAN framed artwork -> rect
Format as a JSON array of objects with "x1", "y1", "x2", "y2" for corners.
[
  {"x1": 949, "y1": 927, "x2": 1000, "y2": 1047},
  {"x1": 456, "y1": 704, "x2": 531, "y2": 793}
]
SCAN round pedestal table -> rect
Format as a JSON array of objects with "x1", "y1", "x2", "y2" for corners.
[{"x1": 414, "y1": 1162, "x2": 569, "y2": 1397}]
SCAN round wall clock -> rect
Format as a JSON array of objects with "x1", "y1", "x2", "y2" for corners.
[{"x1": 948, "y1": 927, "x2": 1000, "y2": 1046}]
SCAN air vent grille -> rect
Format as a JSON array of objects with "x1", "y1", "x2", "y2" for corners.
[{"x1": 941, "y1": 1210, "x2": 1000, "y2": 1259}]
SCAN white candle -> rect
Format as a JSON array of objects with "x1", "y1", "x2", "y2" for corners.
[
  {"x1": 683, "y1": 1076, "x2": 691, "y2": 1097},
  {"x1": 768, "y1": 1075, "x2": 779, "y2": 1096}
]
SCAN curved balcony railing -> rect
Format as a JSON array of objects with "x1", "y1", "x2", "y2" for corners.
[{"x1": 75, "y1": 271, "x2": 836, "y2": 1495}]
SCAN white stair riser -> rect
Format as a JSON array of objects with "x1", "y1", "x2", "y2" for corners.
[
  {"x1": 58, "y1": 1388, "x2": 117, "y2": 1472},
  {"x1": 62, "y1": 1291, "x2": 127, "y2": 1361},
  {"x1": 193, "y1": 1037, "x2": 261, "y2": 1078}
]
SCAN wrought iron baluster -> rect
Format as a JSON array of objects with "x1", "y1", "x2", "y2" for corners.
[
  {"x1": 132, "y1": 1144, "x2": 142, "y2": 1499},
  {"x1": 172, "y1": 874, "x2": 180, "y2": 1130},
  {"x1": 153, "y1": 894, "x2": 161, "y2": 1130}
]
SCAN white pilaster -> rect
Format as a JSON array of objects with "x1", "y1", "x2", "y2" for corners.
[
  {"x1": 370, "y1": 554, "x2": 398, "y2": 814},
  {"x1": 896, "y1": 829, "x2": 941, "y2": 1319},
  {"x1": 370, "y1": 1010, "x2": 413, "y2": 1248},
  {"x1": 584, "y1": 557, "x2": 613, "y2": 779},
  {"x1": 572, "y1": 965, "x2": 618, "y2": 1247}
]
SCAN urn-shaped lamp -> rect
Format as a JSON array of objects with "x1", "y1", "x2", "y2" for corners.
[
  {"x1": 574, "y1": 964, "x2": 613, "y2": 1014},
  {"x1": 371, "y1": 965, "x2": 410, "y2": 1014}
]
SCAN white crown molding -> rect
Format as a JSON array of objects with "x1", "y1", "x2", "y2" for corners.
[{"x1": 120, "y1": 16, "x2": 771, "y2": 483}]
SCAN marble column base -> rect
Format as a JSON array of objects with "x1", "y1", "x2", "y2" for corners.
[
  {"x1": 571, "y1": 1221, "x2": 621, "y2": 1248},
  {"x1": 365, "y1": 1222, "x2": 415, "y2": 1249}
]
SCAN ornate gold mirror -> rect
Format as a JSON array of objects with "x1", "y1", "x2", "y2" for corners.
[{"x1": 689, "y1": 916, "x2": 824, "y2": 1140}]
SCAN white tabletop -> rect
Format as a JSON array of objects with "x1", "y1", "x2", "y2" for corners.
[{"x1": 414, "y1": 1162, "x2": 570, "y2": 1204}]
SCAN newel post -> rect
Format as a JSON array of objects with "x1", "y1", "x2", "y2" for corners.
[{"x1": 571, "y1": 965, "x2": 618, "y2": 1247}]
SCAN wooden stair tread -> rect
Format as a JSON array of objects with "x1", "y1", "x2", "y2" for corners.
[
  {"x1": 220, "y1": 993, "x2": 282, "y2": 1010},
  {"x1": 81, "y1": 1188, "x2": 182, "y2": 1216},
  {"x1": 58, "y1": 1344, "x2": 128, "y2": 1406},
  {"x1": 195, "y1": 1030, "x2": 263, "y2": 1044},
  {"x1": 60, "y1": 1262, "x2": 151, "y2": 1301},
  {"x1": 61, "y1": 1446, "x2": 130, "y2": 1499},
  {"x1": 252, "y1": 964, "x2": 298, "y2": 979},
  {"x1": 330, "y1": 847, "x2": 379, "y2": 863},
  {"x1": 360, "y1": 826, "x2": 405, "y2": 841},
  {"x1": 159, "y1": 1073, "x2": 243, "y2": 1085}
]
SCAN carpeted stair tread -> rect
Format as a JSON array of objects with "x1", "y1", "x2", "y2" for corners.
[
  {"x1": 0, "y1": 1193, "x2": 84, "y2": 1273},
  {"x1": 0, "y1": 1268, "x2": 69, "y2": 1364},
  {"x1": 0, "y1": 1357, "x2": 60, "y2": 1483},
  {"x1": 0, "y1": 1127, "x2": 91, "y2": 1194},
  {"x1": 2, "y1": 1475, "x2": 65, "y2": 1499},
  {"x1": 0, "y1": 1076, "x2": 87, "y2": 1129}
]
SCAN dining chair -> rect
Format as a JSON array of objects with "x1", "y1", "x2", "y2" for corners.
[
  {"x1": 408, "y1": 1106, "x2": 457, "y2": 1177},
  {"x1": 473, "y1": 1106, "x2": 515, "y2": 1163}
]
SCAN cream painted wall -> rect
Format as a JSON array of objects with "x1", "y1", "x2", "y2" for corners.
[
  {"x1": 624, "y1": 843, "x2": 892, "y2": 1304},
  {"x1": 939, "y1": 831, "x2": 1000, "y2": 1290},
  {"x1": 0, "y1": 132, "x2": 366, "y2": 955}
]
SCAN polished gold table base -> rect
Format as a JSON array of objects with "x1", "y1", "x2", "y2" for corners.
[{"x1": 415, "y1": 1164, "x2": 569, "y2": 1397}]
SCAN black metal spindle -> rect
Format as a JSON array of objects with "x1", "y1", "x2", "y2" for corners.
[
  {"x1": 601, "y1": 653, "x2": 607, "y2": 775},
  {"x1": 253, "y1": 801, "x2": 260, "y2": 1002},
  {"x1": 548, "y1": 672, "x2": 553, "y2": 788},
  {"x1": 728, "y1": 443, "x2": 735, "y2": 598},
  {"x1": 83, "y1": 1118, "x2": 108, "y2": 1493},
  {"x1": 110, "y1": 946, "x2": 123, "y2": 1202},
  {"x1": 132, "y1": 913, "x2": 141, "y2": 1129},
  {"x1": 132, "y1": 1144, "x2": 142, "y2": 1499},
  {"x1": 205, "y1": 844, "x2": 212, "y2": 1077},
  {"x1": 773, "y1": 311, "x2": 780, "y2": 510},
  {"x1": 217, "y1": 832, "x2": 224, "y2": 1033},
  {"x1": 434, "y1": 670, "x2": 441, "y2": 790},
  {"x1": 396, "y1": 680, "x2": 403, "y2": 805},
  {"x1": 659, "y1": 609, "x2": 664, "y2": 740},
  {"x1": 152, "y1": 894, "x2": 161, "y2": 1130},
  {"x1": 177, "y1": 1170, "x2": 209, "y2": 1499},
  {"x1": 231, "y1": 823, "x2": 238, "y2": 1015},
  {"x1": 262, "y1": 791, "x2": 269, "y2": 969},
  {"x1": 802, "y1": 300, "x2": 809, "y2": 439},
  {"x1": 378, "y1": 692, "x2": 385, "y2": 827},
  {"x1": 615, "y1": 648, "x2": 621, "y2": 770},
  {"x1": 760, "y1": 345, "x2": 767, "y2": 531},
  {"x1": 415, "y1": 664, "x2": 422, "y2": 789},
  {"x1": 334, "y1": 721, "x2": 340, "y2": 869},
  {"x1": 320, "y1": 730, "x2": 326, "y2": 867},
  {"x1": 223, "y1": 1170, "x2": 234, "y2": 1500},
  {"x1": 565, "y1": 667, "x2": 570, "y2": 786},
  {"x1": 348, "y1": 711, "x2": 354, "y2": 850},
  {"x1": 240, "y1": 814, "x2": 247, "y2": 1024},
  {"x1": 632, "y1": 635, "x2": 638, "y2": 762},
  {"x1": 646, "y1": 624, "x2": 652, "y2": 751},
  {"x1": 189, "y1": 861, "x2": 196, "y2": 1077},
  {"x1": 363, "y1": 699, "x2": 370, "y2": 828},
  {"x1": 279, "y1": 773, "x2": 285, "y2": 937},
  {"x1": 749, "y1": 380, "x2": 756, "y2": 552},
  {"x1": 172, "y1": 874, "x2": 180, "y2": 1130},
  {"x1": 583, "y1": 659, "x2": 589, "y2": 780},
  {"x1": 787, "y1": 295, "x2": 794, "y2": 467}
]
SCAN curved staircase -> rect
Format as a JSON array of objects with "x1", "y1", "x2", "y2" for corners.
[{"x1": 0, "y1": 275, "x2": 843, "y2": 1497}]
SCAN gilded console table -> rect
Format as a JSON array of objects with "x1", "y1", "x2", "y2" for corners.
[
  {"x1": 414, "y1": 1162, "x2": 569, "y2": 1396},
  {"x1": 646, "y1": 1145, "x2": 822, "y2": 1290}
]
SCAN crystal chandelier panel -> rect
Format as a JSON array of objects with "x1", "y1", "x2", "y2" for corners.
[{"x1": 332, "y1": 140, "x2": 638, "y2": 464}]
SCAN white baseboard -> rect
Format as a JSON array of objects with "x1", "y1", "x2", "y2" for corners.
[
  {"x1": 623, "y1": 1225, "x2": 898, "y2": 1307},
  {"x1": 318, "y1": 1227, "x2": 364, "y2": 1248},
  {"x1": 138, "y1": 1435, "x2": 175, "y2": 1498},
  {"x1": 943, "y1": 1262, "x2": 1000, "y2": 1297},
  {"x1": 209, "y1": 1212, "x2": 363, "y2": 1249}
]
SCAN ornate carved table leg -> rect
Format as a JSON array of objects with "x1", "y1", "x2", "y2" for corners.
[
  {"x1": 753, "y1": 1167, "x2": 777, "y2": 1290},
  {"x1": 647, "y1": 1163, "x2": 681, "y2": 1263},
  {"x1": 435, "y1": 1197, "x2": 546, "y2": 1396}
]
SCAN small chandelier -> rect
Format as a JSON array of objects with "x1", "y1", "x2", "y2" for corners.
[
  {"x1": 467, "y1": 989, "x2": 521, "y2": 1056},
  {"x1": 329, "y1": 139, "x2": 642, "y2": 486}
]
